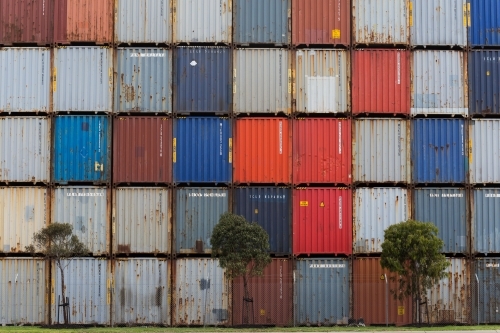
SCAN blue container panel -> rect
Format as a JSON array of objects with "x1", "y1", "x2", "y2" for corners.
[
  {"x1": 469, "y1": 0, "x2": 500, "y2": 47},
  {"x1": 472, "y1": 189, "x2": 500, "y2": 254},
  {"x1": 474, "y1": 259, "x2": 500, "y2": 324},
  {"x1": 469, "y1": 51, "x2": 500, "y2": 115}
]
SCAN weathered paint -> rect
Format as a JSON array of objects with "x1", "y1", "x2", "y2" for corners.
[
  {"x1": 468, "y1": 0, "x2": 500, "y2": 47},
  {"x1": 470, "y1": 120, "x2": 500, "y2": 183},
  {"x1": 469, "y1": 51, "x2": 500, "y2": 115},
  {"x1": 114, "y1": 48, "x2": 172, "y2": 113},
  {"x1": 0, "y1": 117, "x2": 50, "y2": 183},
  {"x1": 473, "y1": 258, "x2": 500, "y2": 324},
  {"x1": 0, "y1": 48, "x2": 50, "y2": 113},
  {"x1": 113, "y1": 188, "x2": 171, "y2": 254},
  {"x1": 294, "y1": 258, "x2": 350, "y2": 326},
  {"x1": 173, "y1": 258, "x2": 229, "y2": 326},
  {"x1": 471, "y1": 188, "x2": 500, "y2": 255},
  {"x1": 354, "y1": 188, "x2": 410, "y2": 254},
  {"x1": 113, "y1": 258, "x2": 170, "y2": 325},
  {"x1": 175, "y1": 188, "x2": 228, "y2": 254}
]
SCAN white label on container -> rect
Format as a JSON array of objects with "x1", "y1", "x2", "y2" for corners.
[
  {"x1": 338, "y1": 122, "x2": 342, "y2": 154},
  {"x1": 461, "y1": 124, "x2": 464, "y2": 156},
  {"x1": 310, "y1": 264, "x2": 345, "y2": 268},
  {"x1": 338, "y1": 196, "x2": 342, "y2": 229},
  {"x1": 160, "y1": 123, "x2": 163, "y2": 157},
  {"x1": 279, "y1": 121, "x2": 283, "y2": 154},
  {"x1": 485, "y1": 194, "x2": 500, "y2": 198},
  {"x1": 397, "y1": 52, "x2": 401, "y2": 85},
  {"x1": 219, "y1": 123, "x2": 223, "y2": 156},
  {"x1": 486, "y1": 263, "x2": 500, "y2": 268},
  {"x1": 190, "y1": 60, "x2": 197, "y2": 66},
  {"x1": 98, "y1": 120, "x2": 101, "y2": 153},
  {"x1": 430, "y1": 193, "x2": 463, "y2": 198}
]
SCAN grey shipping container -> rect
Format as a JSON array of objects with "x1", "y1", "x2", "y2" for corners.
[
  {"x1": 470, "y1": 120, "x2": 500, "y2": 184},
  {"x1": 473, "y1": 258, "x2": 500, "y2": 324},
  {"x1": 472, "y1": 188, "x2": 500, "y2": 255}
]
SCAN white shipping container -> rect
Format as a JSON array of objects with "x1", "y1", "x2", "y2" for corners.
[{"x1": 470, "y1": 120, "x2": 500, "y2": 184}]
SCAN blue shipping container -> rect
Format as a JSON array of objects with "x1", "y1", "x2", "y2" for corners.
[
  {"x1": 53, "y1": 116, "x2": 110, "y2": 183},
  {"x1": 173, "y1": 117, "x2": 232, "y2": 183},
  {"x1": 472, "y1": 188, "x2": 500, "y2": 254},
  {"x1": 473, "y1": 258, "x2": 500, "y2": 324},
  {"x1": 412, "y1": 119, "x2": 466, "y2": 183},
  {"x1": 233, "y1": 0, "x2": 291, "y2": 44},
  {"x1": 233, "y1": 187, "x2": 291, "y2": 254},
  {"x1": 469, "y1": 0, "x2": 500, "y2": 47},
  {"x1": 469, "y1": 51, "x2": 500, "y2": 115},
  {"x1": 175, "y1": 47, "x2": 231, "y2": 113}
]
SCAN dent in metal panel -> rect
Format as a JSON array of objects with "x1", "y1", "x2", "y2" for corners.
[
  {"x1": 115, "y1": 0, "x2": 171, "y2": 44},
  {"x1": 353, "y1": 119, "x2": 409, "y2": 183},
  {"x1": 174, "y1": 258, "x2": 229, "y2": 325},
  {"x1": 53, "y1": 47, "x2": 113, "y2": 112},
  {"x1": 354, "y1": 188, "x2": 409, "y2": 253},
  {"x1": 469, "y1": 51, "x2": 500, "y2": 115},
  {"x1": 0, "y1": 117, "x2": 50, "y2": 183},
  {"x1": 0, "y1": 48, "x2": 50, "y2": 112},
  {"x1": 295, "y1": 50, "x2": 349, "y2": 113},
  {"x1": 113, "y1": 258, "x2": 170, "y2": 325},
  {"x1": 411, "y1": 51, "x2": 467, "y2": 115},
  {"x1": 175, "y1": 188, "x2": 228, "y2": 253},
  {"x1": 115, "y1": 48, "x2": 172, "y2": 113},
  {"x1": 469, "y1": 0, "x2": 500, "y2": 47},
  {"x1": 474, "y1": 258, "x2": 500, "y2": 324},
  {"x1": 0, "y1": 187, "x2": 48, "y2": 253},
  {"x1": 472, "y1": 189, "x2": 500, "y2": 255},
  {"x1": 113, "y1": 188, "x2": 170, "y2": 254},
  {"x1": 233, "y1": 49, "x2": 291, "y2": 114},
  {"x1": 470, "y1": 120, "x2": 500, "y2": 183}
]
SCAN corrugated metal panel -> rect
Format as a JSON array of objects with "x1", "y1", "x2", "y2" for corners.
[
  {"x1": 0, "y1": 117, "x2": 50, "y2": 183},
  {"x1": 0, "y1": 258, "x2": 48, "y2": 325},
  {"x1": 113, "y1": 188, "x2": 171, "y2": 254},
  {"x1": 292, "y1": 0, "x2": 350, "y2": 46},
  {"x1": 0, "y1": 48, "x2": 50, "y2": 113},
  {"x1": 0, "y1": 187, "x2": 48, "y2": 253},
  {"x1": 293, "y1": 188, "x2": 352, "y2": 255},
  {"x1": 173, "y1": 0, "x2": 232, "y2": 43},
  {"x1": 173, "y1": 258, "x2": 229, "y2": 326},
  {"x1": 233, "y1": 187, "x2": 291, "y2": 254},
  {"x1": 53, "y1": 116, "x2": 110, "y2": 183},
  {"x1": 474, "y1": 258, "x2": 500, "y2": 324},
  {"x1": 353, "y1": 119, "x2": 409, "y2": 183},
  {"x1": 352, "y1": 50, "x2": 410, "y2": 114},
  {"x1": 173, "y1": 117, "x2": 232, "y2": 183},
  {"x1": 470, "y1": 120, "x2": 500, "y2": 183},
  {"x1": 233, "y1": 0, "x2": 290, "y2": 45},
  {"x1": 414, "y1": 188, "x2": 467, "y2": 254},
  {"x1": 295, "y1": 49, "x2": 349, "y2": 113},
  {"x1": 293, "y1": 118, "x2": 352, "y2": 184},
  {"x1": 425, "y1": 258, "x2": 470, "y2": 324},
  {"x1": 469, "y1": 0, "x2": 500, "y2": 47},
  {"x1": 233, "y1": 259, "x2": 292, "y2": 325},
  {"x1": 354, "y1": 188, "x2": 410, "y2": 254},
  {"x1": 353, "y1": 0, "x2": 409, "y2": 45},
  {"x1": 410, "y1": 0, "x2": 467, "y2": 46},
  {"x1": 113, "y1": 258, "x2": 170, "y2": 325},
  {"x1": 472, "y1": 188, "x2": 500, "y2": 255},
  {"x1": 233, "y1": 48, "x2": 291, "y2": 115},
  {"x1": 411, "y1": 119, "x2": 466, "y2": 184},
  {"x1": 114, "y1": 48, "x2": 172, "y2": 113},
  {"x1": 469, "y1": 51, "x2": 500, "y2": 115},
  {"x1": 175, "y1": 188, "x2": 228, "y2": 254},
  {"x1": 52, "y1": 187, "x2": 109, "y2": 255},
  {"x1": 353, "y1": 258, "x2": 413, "y2": 325},
  {"x1": 53, "y1": 47, "x2": 113, "y2": 112},
  {"x1": 411, "y1": 51, "x2": 467, "y2": 116},
  {"x1": 113, "y1": 117, "x2": 172, "y2": 184},
  {"x1": 234, "y1": 118, "x2": 291, "y2": 184},
  {"x1": 175, "y1": 46, "x2": 231, "y2": 113},
  {"x1": 51, "y1": 258, "x2": 111, "y2": 324},
  {"x1": 295, "y1": 258, "x2": 350, "y2": 326},
  {"x1": 115, "y1": 0, "x2": 171, "y2": 44}
]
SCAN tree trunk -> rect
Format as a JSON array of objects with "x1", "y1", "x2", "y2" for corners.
[
  {"x1": 242, "y1": 274, "x2": 252, "y2": 324},
  {"x1": 57, "y1": 260, "x2": 69, "y2": 324}
]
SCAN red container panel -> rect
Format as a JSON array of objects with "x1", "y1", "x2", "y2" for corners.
[
  {"x1": 352, "y1": 49, "x2": 410, "y2": 114},
  {"x1": 234, "y1": 118, "x2": 291, "y2": 184},
  {"x1": 113, "y1": 117, "x2": 172, "y2": 183},
  {"x1": 293, "y1": 188, "x2": 352, "y2": 255},
  {"x1": 293, "y1": 118, "x2": 352, "y2": 184}
]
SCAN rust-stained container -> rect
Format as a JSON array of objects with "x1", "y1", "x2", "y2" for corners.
[
  {"x1": 473, "y1": 258, "x2": 500, "y2": 324},
  {"x1": 234, "y1": 118, "x2": 291, "y2": 184},
  {"x1": 54, "y1": 0, "x2": 113, "y2": 44},
  {"x1": 233, "y1": 259, "x2": 292, "y2": 326},
  {"x1": 113, "y1": 117, "x2": 172, "y2": 184},
  {"x1": 293, "y1": 188, "x2": 352, "y2": 255},
  {"x1": 353, "y1": 258, "x2": 413, "y2": 326},
  {"x1": 0, "y1": 0, "x2": 53, "y2": 45},
  {"x1": 352, "y1": 50, "x2": 410, "y2": 114},
  {"x1": 292, "y1": 0, "x2": 350, "y2": 46},
  {"x1": 293, "y1": 118, "x2": 352, "y2": 184}
]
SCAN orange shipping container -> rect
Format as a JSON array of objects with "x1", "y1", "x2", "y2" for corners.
[{"x1": 234, "y1": 118, "x2": 291, "y2": 184}]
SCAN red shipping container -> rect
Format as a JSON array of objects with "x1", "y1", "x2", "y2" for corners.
[
  {"x1": 0, "y1": 0, "x2": 53, "y2": 45},
  {"x1": 293, "y1": 118, "x2": 352, "y2": 184},
  {"x1": 233, "y1": 259, "x2": 293, "y2": 326},
  {"x1": 293, "y1": 187, "x2": 352, "y2": 255},
  {"x1": 352, "y1": 49, "x2": 410, "y2": 114},
  {"x1": 234, "y1": 118, "x2": 291, "y2": 184},
  {"x1": 292, "y1": 0, "x2": 350, "y2": 46},
  {"x1": 113, "y1": 117, "x2": 172, "y2": 184}
]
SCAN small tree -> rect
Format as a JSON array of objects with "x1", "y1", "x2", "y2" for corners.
[
  {"x1": 381, "y1": 219, "x2": 450, "y2": 325},
  {"x1": 26, "y1": 223, "x2": 89, "y2": 324},
  {"x1": 210, "y1": 212, "x2": 272, "y2": 324}
]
